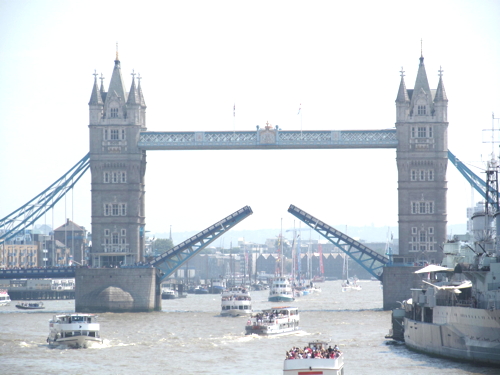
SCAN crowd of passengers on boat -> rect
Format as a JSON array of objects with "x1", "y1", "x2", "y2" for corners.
[
  {"x1": 285, "y1": 344, "x2": 342, "y2": 360},
  {"x1": 252, "y1": 310, "x2": 295, "y2": 323},
  {"x1": 222, "y1": 295, "x2": 250, "y2": 301}
]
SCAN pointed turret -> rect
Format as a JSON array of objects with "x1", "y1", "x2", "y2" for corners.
[
  {"x1": 107, "y1": 56, "x2": 128, "y2": 103},
  {"x1": 137, "y1": 75, "x2": 146, "y2": 108},
  {"x1": 88, "y1": 72, "x2": 103, "y2": 106},
  {"x1": 138, "y1": 74, "x2": 147, "y2": 128},
  {"x1": 409, "y1": 55, "x2": 433, "y2": 117},
  {"x1": 434, "y1": 67, "x2": 448, "y2": 122},
  {"x1": 412, "y1": 55, "x2": 432, "y2": 96},
  {"x1": 127, "y1": 73, "x2": 141, "y2": 125},
  {"x1": 434, "y1": 67, "x2": 448, "y2": 102},
  {"x1": 89, "y1": 71, "x2": 104, "y2": 124},
  {"x1": 127, "y1": 74, "x2": 140, "y2": 105},
  {"x1": 396, "y1": 68, "x2": 410, "y2": 122},
  {"x1": 99, "y1": 73, "x2": 106, "y2": 101},
  {"x1": 396, "y1": 75, "x2": 410, "y2": 103}
]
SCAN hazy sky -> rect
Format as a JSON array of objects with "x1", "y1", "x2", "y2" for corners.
[{"x1": 1, "y1": 1, "x2": 499, "y2": 239}]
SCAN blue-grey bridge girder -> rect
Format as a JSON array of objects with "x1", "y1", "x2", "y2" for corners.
[
  {"x1": 0, "y1": 153, "x2": 90, "y2": 243},
  {"x1": 287, "y1": 204, "x2": 389, "y2": 281},
  {"x1": 138, "y1": 129, "x2": 398, "y2": 150},
  {"x1": 447, "y1": 150, "x2": 497, "y2": 206},
  {"x1": 150, "y1": 206, "x2": 253, "y2": 283}
]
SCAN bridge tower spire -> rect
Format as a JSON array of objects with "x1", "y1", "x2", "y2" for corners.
[
  {"x1": 88, "y1": 54, "x2": 147, "y2": 267},
  {"x1": 395, "y1": 54, "x2": 448, "y2": 265}
]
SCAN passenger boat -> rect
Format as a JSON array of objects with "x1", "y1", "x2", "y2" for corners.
[
  {"x1": 210, "y1": 278, "x2": 226, "y2": 294},
  {"x1": 16, "y1": 301, "x2": 45, "y2": 310},
  {"x1": 283, "y1": 341, "x2": 344, "y2": 375},
  {"x1": 0, "y1": 289, "x2": 11, "y2": 306},
  {"x1": 245, "y1": 306, "x2": 300, "y2": 335},
  {"x1": 194, "y1": 285, "x2": 209, "y2": 294},
  {"x1": 161, "y1": 288, "x2": 178, "y2": 299},
  {"x1": 47, "y1": 313, "x2": 102, "y2": 348},
  {"x1": 221, "y1": 286, "x2": 252, "y2": 317},
  {"x1": 268, "y1": 277, "x2": 295, "y2": 302}
]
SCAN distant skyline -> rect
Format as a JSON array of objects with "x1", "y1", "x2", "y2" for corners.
[{"x1": 1, "y1": 1, "x2": 499, "y2": 240}]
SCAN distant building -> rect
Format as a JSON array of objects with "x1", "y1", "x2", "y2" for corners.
[
  {"x1": 1, "y1": 243, "x2": 38, "y2": 268},
  {"x1": 54, "y1": 219, "x2": 87, "y2": 266}
]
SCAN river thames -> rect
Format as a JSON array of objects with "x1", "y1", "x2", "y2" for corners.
[{"x1": 0, "y1": 280, "x2": 497, "y2": 375}]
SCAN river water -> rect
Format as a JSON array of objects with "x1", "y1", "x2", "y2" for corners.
[{"x1": 0, "y1": 280, "x2": 497, "y2": 375}]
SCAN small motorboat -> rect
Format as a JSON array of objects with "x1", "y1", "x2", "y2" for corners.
[{"x1": 16, "y1": 302, "x2": 45, "y2": 310}]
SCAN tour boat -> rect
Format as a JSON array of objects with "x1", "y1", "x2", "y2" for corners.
[
  {"x1": 221, "y1": 286, "x2": 252, "y2": 317},
  {"x1": 15, "y1": 301, "x2": 45, "y2": 310},
  {"x1": 283, "y1": 341, "x2": 344, "y2": 375},
  {"x1": 161, "y1": 288, "x2": 178, "y2": 299},
  {"x1": 0, "y1": 289, "x2": 11, "y2": 306},
  {"x1": 245, "y1": 306, "x2": 300, "y2": 335},
  {"x1": 47, "y1": 313, "x2": 102, "y2": 348},
  {"x1": 268, "y1": 277, "x2": 295, "y2": 302}
]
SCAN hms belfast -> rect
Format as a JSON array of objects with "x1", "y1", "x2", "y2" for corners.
[{"x1": 389, "y1": 157, "x2": 500, "y2": 366}]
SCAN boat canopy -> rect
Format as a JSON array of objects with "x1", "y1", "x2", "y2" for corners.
[{"x1": 414, "y1": 265, "x2": 454, "y2": 274}]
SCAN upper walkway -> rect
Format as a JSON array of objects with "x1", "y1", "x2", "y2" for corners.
[{"x1": 138, "y1": 129, "x2": 398, "y2": 150}]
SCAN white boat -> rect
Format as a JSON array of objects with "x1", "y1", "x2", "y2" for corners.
[
  {"x1": 47, "y1": 314, "x2": 102, "y2": 348},
  {"x1": 0, "y1": 289, "x2": 11, "y2": 306},
  {"x1": 283, "y1": 341, "x2": 344, "y2": 375},
  {"x1": 210, "y1": 278, "x2": 226, "y2": 294},
  {"x1": 341, "y1": 254, "x2": 361, "y2": 292},
  {"x1": 245, "y1": 306, "x2": 300, "y2": 335},
  {"x1": 341, "y1": 279, "x2": 362, "y2": 292},
  {"x1": 221, "y1": 286, "x2": 252, "y2": 317},
  {"x1": 161, "y1": 288, "x2": 178, "y2": 299},
  {"x1": 269, "y1": 277, "x2": 295, "y2": 302}
]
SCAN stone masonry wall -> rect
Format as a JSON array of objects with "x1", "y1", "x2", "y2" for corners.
[
  {"x1": 382, "y1": 265, "x2": 422, "y2": 311},
  {"x1": 75, "y1": 268, "x2": 160, "y2": 313}
]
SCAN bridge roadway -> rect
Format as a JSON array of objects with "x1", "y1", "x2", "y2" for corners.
[{"x1": 0, "y1": 266, "x2": 76, "y2": 279}]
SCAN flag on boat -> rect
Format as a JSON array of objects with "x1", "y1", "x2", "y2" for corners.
[
  {"x1": 297, "y1": 103, "x2": 301, "y2": 115},
  {"x1": 233, "y1": 103, "x2": 235, "y2": 117}
]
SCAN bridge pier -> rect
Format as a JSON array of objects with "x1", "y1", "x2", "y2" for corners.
[
  {"x1": 75, "y1": 268, "x2": 161, "y2": 313},
  {"x1": 382, "y1": 265, "x2": 422, "y2": 310}
]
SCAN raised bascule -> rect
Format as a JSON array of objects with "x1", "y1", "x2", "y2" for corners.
[{"x1": 2, "y1": 52, "x2": 487, "y2": 312}]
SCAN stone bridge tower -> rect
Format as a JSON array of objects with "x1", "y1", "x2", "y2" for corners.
[
  {"x1": 395, "y1": 55, "x2": 448, "y2": 265},
  {"x1": 88, "y1": 55, "x2": 147, "y2": 267}
]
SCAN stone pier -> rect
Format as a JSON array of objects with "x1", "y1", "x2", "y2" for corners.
[
  {"x1": 75, "y1": 268, "x2": 161, "y2": 313},
  {"x1": 382, "y1": 265, "x2": 422, "y2": 311}
]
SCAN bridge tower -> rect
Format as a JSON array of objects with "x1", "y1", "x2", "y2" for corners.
[
  {"x1": 88, "y1": 54, "x2": 147, "y2": 267},
  {"x1": 395, "y1": 54, "x2": 448, "y2": 265}
]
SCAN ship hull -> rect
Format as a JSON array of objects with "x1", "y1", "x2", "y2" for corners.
[
  {"x1": 404, "y1": 306, "x2": 500, "y2": 366},
  {"x1": 268, "y1": 295, "x2": 295, "y2": 302}
]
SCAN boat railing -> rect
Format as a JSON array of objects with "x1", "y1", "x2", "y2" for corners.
[{"x1": 283, "y1": 356, "x2": 344, "y2": 370}]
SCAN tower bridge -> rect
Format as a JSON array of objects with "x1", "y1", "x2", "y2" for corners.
[
  {"x1": 88, "y1": 52, "x2": 448, "y2": 276},
  {"x1": 1, "y1": 52, "x2": 475, "y2": 311}
]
